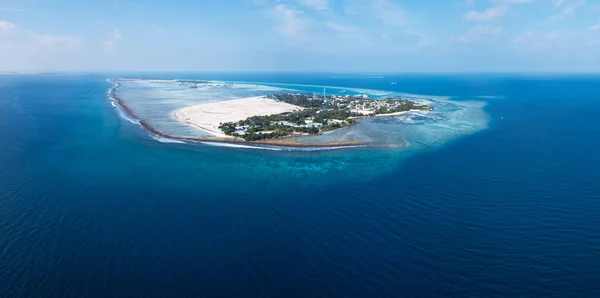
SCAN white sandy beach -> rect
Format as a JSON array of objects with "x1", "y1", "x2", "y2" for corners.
[{"x1": 173, "y1": 96, "x2": 302, "y2": 137}]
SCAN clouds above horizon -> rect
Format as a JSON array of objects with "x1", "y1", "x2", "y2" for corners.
[
  {"x1": 298, "y1": 0, "x2": 329, "y2": 10},
  {"x1": 103, "y1": 29, "x2": 122, "y2": 48},
  {"x1": 0, "y1": 0, "x2": 599, "y2": 72},
  {"x1": 463, "y1": 5, "x2": 510, "y2": 22},
  {"x1": 0, "y1": 20, "x2": 18, "y2": 35}
]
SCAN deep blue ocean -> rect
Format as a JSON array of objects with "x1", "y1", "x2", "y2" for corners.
[{"x1": 1, "y1": 73, "x2": 600, "y2": 297}]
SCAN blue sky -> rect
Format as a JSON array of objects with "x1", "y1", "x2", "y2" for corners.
[{"x1": 1, "y1": 0, "x2": 599, "y2": 72}]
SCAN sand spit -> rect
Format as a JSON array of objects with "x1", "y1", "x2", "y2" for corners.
[{"x1": 173, "y1": 96, "x2": 302, "y2": 137}]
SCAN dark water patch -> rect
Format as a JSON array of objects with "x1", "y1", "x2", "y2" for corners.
[{"x1": 1, "y1": 74, "x2": 600, "y2": 297}]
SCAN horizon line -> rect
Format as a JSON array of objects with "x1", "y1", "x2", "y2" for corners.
[{"x1": 3, "y1": 70, "x2": 600, "y2": 75}]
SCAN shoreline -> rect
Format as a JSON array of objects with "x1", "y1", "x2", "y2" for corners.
[
  {"x1": 375, "y1": 109, "x2": 428, "y2": 117},
  {"x1": 173, "y1": 109, "x2": 232, "y2": 138},
  {"x1": 172, "y1": 96, "x2": 302, "y2": 139},
  {"x1": 109, "y1": 79, "x2": 366, "y2": 148}
]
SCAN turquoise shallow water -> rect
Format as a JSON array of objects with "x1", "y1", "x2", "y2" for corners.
[
  {"x1": 1, "y1": 73, "x2": 600, "y2": 297},
  {"x1": 112, "y1": 78, "x2": 489, "y2": 149}
]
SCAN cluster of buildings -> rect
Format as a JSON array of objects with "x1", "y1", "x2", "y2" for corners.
[
  {"x1": 149, "y1": 80, "x2": 178, "y2": 84},
  {"x1": 327, "y1": 96, "x2": 430, "y2": 115},
  {"x1": 148, "y1": 80, "x2": 217, "y2": 89}
]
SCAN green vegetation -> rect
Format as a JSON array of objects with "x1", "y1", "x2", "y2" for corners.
[
  {"x1": 219, "y1": 93, "x2": 432, "y2": 141},
  {"x1": 266, "y1": 94, "x2": 325, "y2": 108},
  {"x1": 373, "y1": 99, "x2": 431, "y2": 114},
  {"x1": 219, "y1": 109, "x2": 332, "y2": 141}
]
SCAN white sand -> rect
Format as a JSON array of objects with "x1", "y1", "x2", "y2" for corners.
[{"x1": 173, "y1": 96, "x2": 302, "y2": 137}]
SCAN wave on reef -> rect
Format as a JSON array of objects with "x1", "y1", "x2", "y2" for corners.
[
  {"x1": 200, "y1": 141, "x2": 366, "y2": 152},
  {"x1": 151, "y1": 135, "x2": 186, "y2": 144},
  {"x1": 110, "y1": 97, "x2": 140, "y2": 125},
  {"x1": 200, "y1": 141, "x2": 284, "y2": 151}
]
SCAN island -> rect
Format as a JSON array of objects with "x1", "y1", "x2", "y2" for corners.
[
  {"x1": 174, "y1": 92, "x2": 432, "y2": 141},
  {"x1": 110, "y1": 78, "x2": 436, "y2": 147}
]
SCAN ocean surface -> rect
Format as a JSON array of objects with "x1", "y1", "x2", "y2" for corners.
[{"x1": 1, "y1": 73, "x2": 600, "y2": 297}]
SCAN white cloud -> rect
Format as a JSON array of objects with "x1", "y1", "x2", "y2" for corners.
[
  {"x1": 491, "y1": 0, "x2": 534, "y2": 3},
  {"x1": 35, "y1": 34, "x2": 82, "y2": 47},
  {"x1": 325, "y1": 21, "x2": 368, "y2": 44},
  {"x1": 373, "y1": 0, "x2": 409, "y2": 27},
  {"x1": 341, "y1": 0, "x2": 426, "y2": 40},
  {"x1": 336, "y1": 0, "x2": 434, "y2": 52},
  {"x1": 326, "y1": 21, "x2": 358, "y2": 34},
  {"x1": 463, "y1": 0, "x2": 533, "y2": 23},
  {"x1": 514, "y1": 31, "x2": 556, "y2": 43},
  {"x1": 553, "y1": 0, "x2": 566, "y2": 8},
  {"x1": 342, "y1": 0, "x2": 409, "y2": 26},
  {"x1": 112, "y1": 29, "x2": 121, "y2": 40},
  {"x1": 463, "y1": 5, "x2": 509, "y2": 21},
  {"x1": 472, "y1": 24, "x2": 503, "y2": 34},
  {"x1": 513, "y1": 31, "x2": 561, "y2": 50},
  {"x1": 103, "y1": 29, "x2": 122, "y2": 48},
  {"x1": 402, "y1": 29, "x2": 433, "y2": 51},
  {"x1": 452, "y1": 36, "x2": 472, "y2": 44},
  {"x1": 550, "y1": 0, "x2": 586, "y2": 19},
  {"x1": 342, "y1": 1, "x2": 362, "y2": 15},
  {"x1": 0, "y1": 24, "x2": 84, "y2": 72},
  {"x1": 298, "y1": 0, "x2": 328, "y2": 10},
  {"x1": 272, "y1": 4, "x2": 312, "y2": 38},
  {"x1": 513, "y1": 30, "x2": 600, "y2": 52},
  {"x1": 591, "y1": 23, "x2": 600, "y2": 31},
  {"x1": 552, "y1": 7, "x2": 573, "y2": 19},
  {"x1": 453, "y1": 24, "x2": 503, "y2": 44},
  {"x1": 0, "y1": 20, "x2": 18, "y2": 35},
  {"x1": 0, "y1": 20, "x2": 80, "y2": 48}
]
